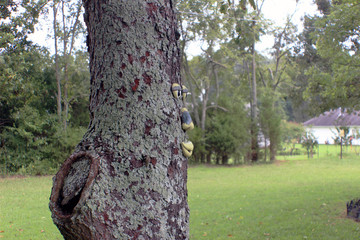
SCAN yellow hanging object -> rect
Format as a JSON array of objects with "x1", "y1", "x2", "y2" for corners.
[
  {"x1": 181, "y1": 141, "x2": 194, "y2": 157},
  {"x1": 340, "y1": 129, "x2": 345, "y2": 138},
  {"x1": 181, "y1": 108, "x2": 194, "y2": 131},
  {"x1": 182, "y1": 85, "x2": 189, "y2": 100},
  {"x1": 171, "y1": 83, "x2": 181, "y2": 98}
]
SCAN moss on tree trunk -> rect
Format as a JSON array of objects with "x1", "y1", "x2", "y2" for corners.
[{"x1": 49, "y1": 1, "x2": 189, "y2": 239}]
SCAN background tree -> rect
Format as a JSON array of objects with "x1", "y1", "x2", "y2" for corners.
[
  {"x1": 50, "y1": 0, "x2": 86, "y2": 129},
  {"x1": 257, "y1": 19, "x2": 298, "y2": 161},
  {"x1": 0, "y1": 0, "x2": 90, "y2": 175},
  {"x1": 49, "y1": 1, "x2": 189, "y2": 239},
  {"x1": 304, "y1": 0, "x2": 360, "y2": 113}
]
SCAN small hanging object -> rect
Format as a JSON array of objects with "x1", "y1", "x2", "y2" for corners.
[
  {"x1": 181, "y1": 108, "x2": 194, "y2": 131},
  {"x1": 171, "y1": 83, "x2": 182, "y2": 98},
  {"x1": 181, "y1": 141, "x2": 194, "y2": 157},
  {"x1": 181, "y1": 85, "x2": 189, "y2": 100}
]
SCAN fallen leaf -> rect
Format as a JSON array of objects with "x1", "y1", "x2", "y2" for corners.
[
  {"x1": 0, "y1": 231, "x2": 3, "y2": 233},
  {"x1": 264, "y1": 233, "x2": 270, "y2": 236},
  {"x1": 41, "y1": 230, "x2": 45, "y2": 233},
  {"x1": 203, "y1": 232, "x2": 207, "y2": 236},
  {"x1": 228, "y1": 234, "x2": 233, "y2": 237}
]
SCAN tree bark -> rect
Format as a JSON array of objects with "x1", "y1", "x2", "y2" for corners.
[
  {"x1": 49, "y1": 1, "x2": 189, "y2": 239},
  {"x1": 250, "y1": 33, "x2": 259, "y2": 162}
]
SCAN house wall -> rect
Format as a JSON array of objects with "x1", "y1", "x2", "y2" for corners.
[{"x1": 306, "y1": 126, "x2": 360, "y2": 145}]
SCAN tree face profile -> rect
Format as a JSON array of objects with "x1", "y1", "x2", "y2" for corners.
[{"x1": 49, "y1": 1, "x2": 190, "y2": 239}]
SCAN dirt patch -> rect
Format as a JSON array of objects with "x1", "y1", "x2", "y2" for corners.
[{"x1": 274, "y1": 160, "x2": 289, "y2": 166}]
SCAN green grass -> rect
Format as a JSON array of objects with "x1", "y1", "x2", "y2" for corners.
[
  {"x1": 188, "y1": 155, "x2": 360, "y2": 239},
  {"x1": 2, "y1": 146, "x2": 360, "y2": 239},
  {"x1": 0, "y1": 176, "x2": 62, "y2": 239}
]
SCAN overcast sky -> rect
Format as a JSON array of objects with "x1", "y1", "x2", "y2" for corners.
[
  {"x1": 29, "y1": 0, "x2": 319, "y2": 57},
  {"x1": 259, "y1": 0, "x2": 318, "y2": 54},
  {"x1": 186, "y1": 0, "x2": 319, "y2": 57}
]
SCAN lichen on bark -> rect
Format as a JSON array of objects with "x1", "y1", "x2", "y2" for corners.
[{"x1": 49, "y1": 0, "x2": 189, "y2": 239}]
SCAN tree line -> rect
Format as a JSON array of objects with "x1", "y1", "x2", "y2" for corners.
[{"x1": 1, "y1": 0, "x2": 359, "y2": 174}]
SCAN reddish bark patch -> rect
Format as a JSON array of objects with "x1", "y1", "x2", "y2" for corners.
[
  {"x1": 149, "y1": 157, "x2": 157, "y2": 167},
  {"x1": 145, "y1": 51, "x2": 150, "y2": 57},
  {"x1": 138, "y1": 95, "x2": 143, "y2": 102},
  {"x1": 142, "y1": 73, "x2": 152, "y2": 86},
  {"x1": 131, "y1": 79, "x2": 140, "y2": 92},
  {"x1": 121, "y1": 20, "x2": 129, "y2": 31},
  {"x1": 129, "y1": 181, "x2": 139, "y2": 189},
  {"x1": 128, "y1": 54, "x2": 134, "y2": 65},
  {"x1": 172, "y1": 147, "x2": 179, "y2": 155},
  {"x1": 110, "y1": 61, "x2": 114, "y2": 68},
  {"x1": 165, "y1": 204, "x2": 188, "y2": 238},
  {"x1": 157, "y1": 49, "x2": 163, "y2": 56},
  {"x1": 144, "y1": 119, "x2": 155, "y2": 135},
  {"x1": 167, "y1": 160, "x2": 176, "y2": 179},
  {"x1": 121, "y1": 63, "x2": 126, "y2": 69},
  {"x1": 118, "y1": 71, "x2": 123, "y2": 78},
  {"x1": 103, "y1": 212, "x2": 109, "y2": 222},
  {"x1": 150, "y1": 218, "x2": 161, "y2": 234},
  {"x1": 146, "y1": 3, "x2": 158, "y2": 17},
  {"x1": 116, "y1": 86, "x2": 127, "y2": 99},
  {"x1": 130, "y1": 155, "x2": 143, "y2": 169},
  {"x1": 139, "y1": 56, "x2": 146, "y2": 63}
]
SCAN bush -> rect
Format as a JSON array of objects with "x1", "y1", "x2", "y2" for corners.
[{"x1": 0, "y1": 105, "x2": 86, "y2": 175}]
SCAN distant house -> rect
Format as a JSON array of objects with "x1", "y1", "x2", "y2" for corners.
[{"x1": 303, "y1": 108, "x2": 360, "y2": 145}]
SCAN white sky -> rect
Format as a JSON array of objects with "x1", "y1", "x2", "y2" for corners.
[
  {"x1": 259, "y1": 0, "x2": 318, "y2": 54},
  {"x1": 186, "y1": 0, "x2": 319, "y2": 58},
  {"x1": 29, "y1": 0, "x2": 319, "y2": 57}
]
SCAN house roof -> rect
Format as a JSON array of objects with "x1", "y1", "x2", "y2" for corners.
[{"x1": 303, "y1": 108, "x2": 360, "y2": 127}]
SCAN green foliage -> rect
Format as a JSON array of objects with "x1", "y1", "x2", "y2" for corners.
[
  {"x1": 188, "y1": 126, "x2": 207, "y2": 164},
  {"x1": 258, "y1": 88, "x2": 283, "y2": 160},
  {"x1": 0, "y1": 0, "x2": 46, "y2": 51},
  {"x1": 280, "y1": 121, "x2": 304, "y2": 155},
  {"x1": 0, "y1": 105, "x2": 86, "y2": 174},
  {"x1": 301, "y1": 131, "x2": 318, "y2": 159},
  {"x1": 304, "y1": 0, "x2": 360, "y2": 112},
  {"x1": 205, "y1": 96, "x2": 249, "y2": 164},
  {"x1": 0, "y1": 40, "x2": 89, "y2": 175},
  {"x1": 332, "y1": 126, "x2": 351, "y2": 146}
]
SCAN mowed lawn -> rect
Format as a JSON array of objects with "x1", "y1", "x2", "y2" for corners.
[{"x1": 2, "y1": 150, "x2": 360, "y2": 239}]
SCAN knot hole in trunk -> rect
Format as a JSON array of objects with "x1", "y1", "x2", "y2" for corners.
[{"x1": 50, "y1": 152, "x2": 100, "y2": 219}]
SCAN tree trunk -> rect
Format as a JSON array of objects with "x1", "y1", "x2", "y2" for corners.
[
  {"x1": 250, "y1": 41, "x2": 259, "y2": 162},
  {"x1": 49, "y1": 1, "x2": 189, "y2": 239},
  {"x1": 53, "y1": 1, "x2": 62, "y2": 121}
]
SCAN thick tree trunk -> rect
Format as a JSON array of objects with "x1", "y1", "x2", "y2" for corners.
[{"x1": 49, "y1": 1, "x2": 189, "y2": 239}]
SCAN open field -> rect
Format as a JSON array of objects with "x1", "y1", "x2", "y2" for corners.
[
  {"x1": 1, "y1": 146, "x2": 360, "y2": 239},
  {"x1": 188, "y1": 157, "x2": 360, "y2": 239}
]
